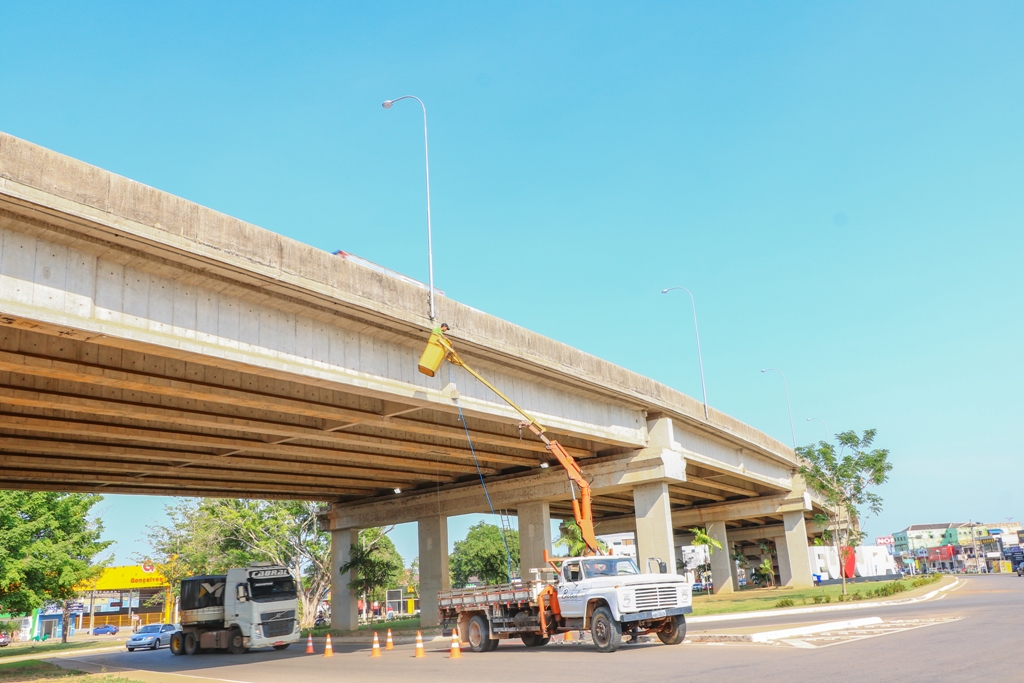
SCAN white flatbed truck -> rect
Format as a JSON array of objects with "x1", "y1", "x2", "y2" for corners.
[{"x1": 440, "y1": 554, "x2": 692, "y2": 653}]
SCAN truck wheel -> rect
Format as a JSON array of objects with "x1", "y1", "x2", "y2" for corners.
[
  {"x1": 183, "y1": 632, "x2": 200, "y2": 656},
  {"x1": 656, "y1": 616, "x2": 686, "y2": 645},
  {"x1": 467, "y1": 615, "x2": 493, "y2": 653},
  {"x1": 521, "y1": 633, "x2": 549, "y2": 648},
  {"x1": 590, "y1": 607, "x2": 622, "y2": 653},
  {"x1": 227, "y1": 628, "x2": 246, "y2": 655},
  {"x1": 170, "y1": 632, "x2": 184, "y2": 655}
]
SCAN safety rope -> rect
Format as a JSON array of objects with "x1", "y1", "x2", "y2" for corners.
[{"x1": 450, "y1": 365, "x2": 515, "y2": 582}]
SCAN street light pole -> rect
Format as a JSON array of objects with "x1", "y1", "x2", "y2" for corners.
[
  {"x1": 761, "y1": 368, "x2": 796, "y2": 449},
  {"x1": 662, "y1": 287, "x2": 709, "y2": 420},
  {"x1": 382, "y1": 95, "x2": 436, "y2": 322},
  {"x1": 806, "y1": 417, "x2": 829, "y2": 441}
]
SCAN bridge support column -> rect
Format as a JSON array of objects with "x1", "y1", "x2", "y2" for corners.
[
  {"x1": 776, "y1": 511, "x2": 814, "y2": 587},
  {"x1": 706, "y1": 521, "x2": 736, "y2": 594},
  {"x1": 330, "y1": 528, "x2": 360, "y2": 631},
  {"x1": 417, "y1": 514, "x2": 449, "y2": 628},
  {"x1": 633, "y1": 481, "x2": 676, "y2": 573},
  {"x1": 517, "y1": 501, "x2": 551, "y2": 580}
]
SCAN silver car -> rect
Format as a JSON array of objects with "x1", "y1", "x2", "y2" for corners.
[{"x1": 126, "y1": 624, "x2": 179, "y2": 651}]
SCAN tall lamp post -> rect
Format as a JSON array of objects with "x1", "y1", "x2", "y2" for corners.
[
  {"x1": 806, "y1": 417, "x2": 829, "y2": 441},
  {"x1": 382, "y1": 95, "x2": 436, "y2": 322},
  {"x1": 662, "y1": 287, "x2": 709, "y2": 419},
  {"x1": 761, "y1": 368, "x2": 796, "y2": 449}
]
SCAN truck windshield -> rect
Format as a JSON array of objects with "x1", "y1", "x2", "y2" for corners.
[
  {"x1": 248, "y1": 578, "x2": 297, "y2": 602},
  {"x1": 581, "y1": 558, "x2": 640, "y2": 578}
]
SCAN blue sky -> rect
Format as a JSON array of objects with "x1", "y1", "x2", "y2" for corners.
[{"x1": 2, "y1": 2, "x2": 1022, "y2": 565}]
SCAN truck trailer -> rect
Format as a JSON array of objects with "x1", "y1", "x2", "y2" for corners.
[{"x1": 170, "y1": 564, "x2": 301, "y2": 655}]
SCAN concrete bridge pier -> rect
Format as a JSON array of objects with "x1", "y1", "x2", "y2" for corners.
[
  {"x1": 330, "y1": 528, "x2": 361, "y2": 631},
  {"x1": 775, "y1": 510, "x2": 814, "y2": 587},
  {"x1": 633, "y1": 481, "x2": 677, "y2": 573},
  {"x1": 517, "y1": 501, "x2": 552, "y2": 581},
  {"x1": 706, "y1": 521, "x2": 737, "y2": 594},
  {"x1": 417, "y1": 514, "x2": 450, "y2": 627}
]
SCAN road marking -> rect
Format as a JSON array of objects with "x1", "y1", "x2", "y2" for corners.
[
  {"x1": 774, "y1": 617, "x2": 962, "y2": 648},
  {"x1": 46, "y1": 657, "x2": 258, "y2": 683}
]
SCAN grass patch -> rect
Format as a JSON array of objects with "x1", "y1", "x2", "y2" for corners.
[
  {"x1": 0, "y1": 661, "x2": 148, "y2": 683},
  {"x1": 0, "y1": 641, "x2": 115, "y2": 660},
  {"x1": 689, "y1": 575, "x2": 948, "y2": 617}
]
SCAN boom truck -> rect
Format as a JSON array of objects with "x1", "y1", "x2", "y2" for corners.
[
  {"x1": 417, "y1": 327, "x2": 692, "y2": 653},
  {"x1": 169, "y1": 564, "x2": 301, "y2": 655}
]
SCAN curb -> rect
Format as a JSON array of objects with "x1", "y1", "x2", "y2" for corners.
[{"x1": 689, "y1": 578, "x2": 958, "y2": 624}]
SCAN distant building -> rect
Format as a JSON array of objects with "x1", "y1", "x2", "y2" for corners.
[{"x1": 893, "y1": 522, "x2": 1021, "y2": 573}]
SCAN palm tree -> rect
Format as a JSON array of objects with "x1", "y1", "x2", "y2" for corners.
[
  {"x1": 690, "y1": 527, "x2": 722, "y2": 600},
  {"x1": 554, "y1": 520, "x2": 608, "y2": 556}
]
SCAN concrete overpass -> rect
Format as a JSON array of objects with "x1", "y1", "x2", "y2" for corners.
[{"x1": 0, "y1": 131, "x2": 821, "y2": 629}]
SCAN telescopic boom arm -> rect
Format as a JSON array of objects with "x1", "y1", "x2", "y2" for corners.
[{"x1": 417, "y1": 327, "x2": 601, "y2": 556}]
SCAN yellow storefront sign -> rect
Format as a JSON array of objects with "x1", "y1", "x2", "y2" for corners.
[{"x1": 77, "y1": 564, "x2": 170, "y2": 591}]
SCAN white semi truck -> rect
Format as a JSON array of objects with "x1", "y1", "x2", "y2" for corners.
[
  {"x1": 440, "y1": 554, "x2": 692, "y2": 653},
  {"x1": 170, "y1": 564, "x2": 302, "y2": 655}
]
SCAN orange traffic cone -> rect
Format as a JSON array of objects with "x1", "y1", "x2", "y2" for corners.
[
  {"x1": 449, "y1": 630, "x2": 462, "y2": 659},
  {"x1": 323, "y1": 634, "x2": 334, "y2": 657},
  {"x1": 563, "y1": 630, "x2": 574, "y2": 643},
  {"x1": 371, "y1": 632, "x2": 382, "y2": 658},
  {"x1": 385, "y1": 629, "x2": 394, "y2": 650},
  {"x1": 414, "y1": 631, "x2": 426, "y2": 658},
  {"x1": 305, "y1": 634, "x2": 315, "y2": 653}
]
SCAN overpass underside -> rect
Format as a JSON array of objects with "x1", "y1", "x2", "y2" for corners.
[{"x1": 0, "y1": 131, "x2": 823, "y2": 630}]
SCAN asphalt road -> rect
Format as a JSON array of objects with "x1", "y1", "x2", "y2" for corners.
[{"x1": 49, "y1": 575, "x2": 1022, "y2": 683}]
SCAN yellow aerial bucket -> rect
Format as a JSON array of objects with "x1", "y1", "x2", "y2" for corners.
[{"x1": 417, "y1": 333, "x2": 448, "y2": 377}]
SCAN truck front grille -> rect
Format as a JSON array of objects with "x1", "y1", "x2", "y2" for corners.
[
  {"x1": 634, "y1": 586, "x2": 679, "y2": 610},
  {"x1": 262, "y1": 619, "x2": 294, "y2": 637}
]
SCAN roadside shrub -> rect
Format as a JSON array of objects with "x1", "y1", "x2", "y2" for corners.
[
  {"x1": 851, "y1": 592, "x2": 863, "y2": 601},
  {"x1": 910, "y1": 574, "x2": 942, "y2": 589},
  {"x1": 837, "y1": 593, "x2": 846, "y2": 602},
  {"x1": 824, "y1": 595, "x2": 831, "y2": 603},
  {"x1": 774, "y1": 598, "x2": 795, "y2": 608}
]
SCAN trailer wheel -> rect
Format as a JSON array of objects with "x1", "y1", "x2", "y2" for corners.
[
  {"x1": 521, "y1": 633, "x2": 550, "y2": 648},
  {"x1": 169, "y1": 632, "x2": 184, "y2": 656},
  {"x1": 227, "y1": 628, "x2": 246, "y2": 655},
  {"x1": 656, "y1": 615, "x2": 686, "y2": 645},
  {"x1": 183, "y1": 632, "x2": 200, "y2": 656},
  {"x1": 466, "y1": 615, "x2": 493, "y2": 653},
  {"x1": 590, "y1": 607, "x2": 622, "y2": 653}
]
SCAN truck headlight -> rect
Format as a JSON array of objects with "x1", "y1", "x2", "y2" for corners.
[{"x1": 254, "y1": 625, "x2": 263, "y2": 638}]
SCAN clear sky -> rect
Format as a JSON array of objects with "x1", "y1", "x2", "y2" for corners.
[{"x1": 2, "y1": 2, "x2": 1022, "y2": 566}]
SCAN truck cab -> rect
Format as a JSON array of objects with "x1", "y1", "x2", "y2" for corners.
[
  {"x1": 554, "y1": 556, "x2": 691, "y2": 651},
  {"x1": 174, "y1": 564, "x2": 301, "y2": 655}
]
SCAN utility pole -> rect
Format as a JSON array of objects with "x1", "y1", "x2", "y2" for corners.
[{"x1": 970, "y1": 520, "x2": 981, "y2": 574}]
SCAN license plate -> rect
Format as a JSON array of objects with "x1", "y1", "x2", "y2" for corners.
[{"x1": 651, "y1": 609, "x2": 667, "y2": 618}]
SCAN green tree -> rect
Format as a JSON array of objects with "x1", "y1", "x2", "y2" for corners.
[
  {"x1": 450, "y1": 522, "x2": 519, "y2": 588},
  {"x1": 797, "y1": 429, "x2": 892, "y2": 596},
  {"x1": 143, "y1": 499, "x2": 333, "y2": 628},
  {"x1": 338, "y1": 527, "x2": 403, "y2": 621},
  {"x1": 0, "y1": 492, "x2": 111, "y2": 642},
  {"x1": 554, "y1": 520, "x2": 608, "y2": 557},
  {"x1": 689, "y1": 527, "x2": 722, "y2": 601}
]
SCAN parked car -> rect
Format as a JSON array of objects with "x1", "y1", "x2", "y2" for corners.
[
  {"x1": 127, "y1": 624, "x2": 179, "y2": 652},
  {"x1": 0, "y1": 632, "x2": 11, "y2": 647},
  {"x1": 92, "y1": 625, "x2": 119, "y2": 636}
]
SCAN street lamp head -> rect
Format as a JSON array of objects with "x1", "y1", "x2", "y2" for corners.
[
  {"x1": 382, "y1": 100, "x2": 393, "y2": 109},
  {"x1": 661, "y1": 288, "x2": 670, "y2": 294},
  {"x1": 760, "y1": 369, "x2": 768, "y2": 373}
]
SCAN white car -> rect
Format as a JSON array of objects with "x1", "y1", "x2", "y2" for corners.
[{"x1": 127, "y1": 624, "x2": 180, "y2": 651}]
